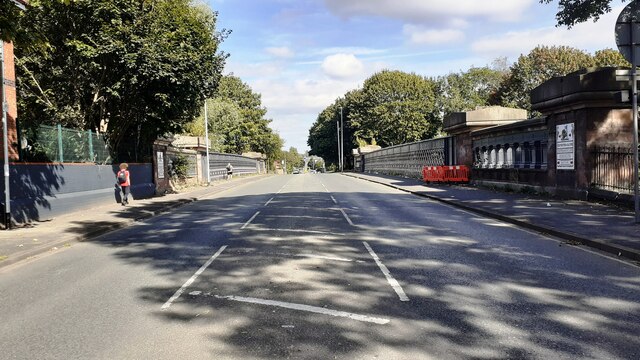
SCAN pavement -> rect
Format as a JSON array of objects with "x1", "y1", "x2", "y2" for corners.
[
  {"x1": 0, "y1": 175, "x2": 269, "y2": 269},
  {"x1": 344, "y1": 172, "x2": 640, "y2": 263},
  {"x1": 1, "y1": 171, "x2": 639, "y2": 270}
]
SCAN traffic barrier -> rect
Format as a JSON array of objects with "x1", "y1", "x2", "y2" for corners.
[
  {"x1": 422, "y1": 166, "x2": 444, "y2": 182},
  {"x1": 422, "y1": 165, "x2": 470, "y2": 183}
]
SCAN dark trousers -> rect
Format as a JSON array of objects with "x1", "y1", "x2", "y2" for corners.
[{"x1": 121, "y1": 185, "x2": 130, "y2": 203}]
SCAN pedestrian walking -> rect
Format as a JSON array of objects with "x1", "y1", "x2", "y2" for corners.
[
  {"x1": 226, "y1": 163, "x2": 233, "y2": 180},
  {"x1": 117, "y1": 163, "x2": 131, "y2": 206}
]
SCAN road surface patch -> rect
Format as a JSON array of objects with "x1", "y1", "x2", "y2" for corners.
[
  {"x1": 363, "y1": 242, "x2": 410, "y2": 302},
  {"x1": 213, "y1": 294, "x2": 390, "y2": 325},
  {"x1": 162, "y1": 245, "x2": 228, "y2": 310},
  {"x1": 339, "y1": 208, "x2": 355, "y2": 226},
  {"x1": 241, "y1": 211, "x2": 261, "y2": 229}
]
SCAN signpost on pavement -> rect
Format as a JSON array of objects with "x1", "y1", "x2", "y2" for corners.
[
  {"x1": 616, "y1": 2, "x2": 640, "y2": 223},
  {"x1": 204, "y1": 100, "x2": 211, "y2": 184},
  {"x1": 1, "y1": 41, "x2": 11, "y2": 229}
]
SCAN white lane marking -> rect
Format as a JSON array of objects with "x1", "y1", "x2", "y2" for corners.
[
  {"x1": 161, "y1": 245, "x2": 228, "y2": 310},
  {"x1": 264, "y1": 197, "x2": 274, "y2": 206},
  {"x1": 285, "y1": 253, "x2": 361, "y2": 263},
  {"x1": 363, "y1": 242, "x2": 410, "y2": 302},
  {"x1": 339, "y1": 208, "x2": 355, "y2": 226},
  {"x1": 241, "y1": 211, "x2": 260, "y2": 229},
  {"x1": 330, "y1": 196, "x2": 338, "y2": 204},
  {"x1": 214, "y1": 295, "x2": 390, "y2": 325},
  {"x1": 242, "y1": 227, "x2": 345, "y2": 236},
  {"x1": 321, "y1": 183, "x2": 329, "y2": 193}
]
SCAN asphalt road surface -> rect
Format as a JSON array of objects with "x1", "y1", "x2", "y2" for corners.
[{"x1": 1, "y1": 174, "x2": 639, "y2": 360}]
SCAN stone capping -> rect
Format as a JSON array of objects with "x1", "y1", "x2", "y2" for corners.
[
  {"x1": 443, "y1": 106, "x2": 528, "y2": 134},
  {"x1": 531, "y1": 67, "x2": 632, "y2": 112},
  {"x1": 471, "y1": 117, "x2": 547, "y2": 137}
]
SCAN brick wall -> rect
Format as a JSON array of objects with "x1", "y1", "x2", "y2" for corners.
[{"x1": 1, "y1": 41, "x2": 19, "y2": 161}]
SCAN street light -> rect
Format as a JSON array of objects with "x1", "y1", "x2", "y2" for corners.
[
  {"x1": 203, "y1": 100, "x2": 211, "y2": 184},
  {"x1": 340, "y1": 106, "x2": 344, "y2": 172}
]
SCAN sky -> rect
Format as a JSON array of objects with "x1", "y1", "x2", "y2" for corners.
[{"x1": 206, "y1": 0, "x2": 625, "y2": 152}]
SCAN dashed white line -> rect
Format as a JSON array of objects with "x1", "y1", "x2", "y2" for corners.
[
  {"x1": 241, "y1": 211, "x2": 260, "y2": 229},
  {"x1": 264, "y1": 197, "x2": 274, "y2": 206},
  {"x1": 339, "y1": 208, "x2": 355, "y2": 226},
  {"x1": 363, "y1": 242, "x2": 410, "y2": 302},
  {"x1": 161, "y1": 245, "x2": 228, "y2": 310},
  {"x1": 330, "y1": 196, "x2": 338, "y2": 204},
  {"x1": 214, "y1": 295, "x2": 390, "y2": 324},
  {"x1": 321, "y1": 183, "x2": 330, "y2": 193}
]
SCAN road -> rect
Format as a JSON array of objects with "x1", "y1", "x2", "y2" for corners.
[{"x1": 1, "y1": 174, "x2": 639, "y2": 359}]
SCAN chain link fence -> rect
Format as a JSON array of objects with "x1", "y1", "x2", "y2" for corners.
[{"x1": 19, "y1": 124, "x2": 112, "y2": 164}]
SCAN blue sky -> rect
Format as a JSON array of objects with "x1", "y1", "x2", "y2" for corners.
[{"x1": 206, "y1": 0, "x2": 624, "y2": 152}]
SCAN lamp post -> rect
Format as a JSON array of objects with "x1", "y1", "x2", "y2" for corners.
[
  {"x1": 203, "y1": 100, "x2": 211, "y2": 184},
  {"x1": 340, "y1": 107, "x2": 344, "y2": 172},
  {"x1": 336, "y1": 119, "x2": 340, "y2": 172}
]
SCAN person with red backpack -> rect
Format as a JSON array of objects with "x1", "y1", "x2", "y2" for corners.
[{"x1": 117, "y1": 163, "x2": 131, "y2": 206}]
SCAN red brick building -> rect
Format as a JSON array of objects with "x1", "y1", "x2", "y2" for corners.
[{"x1": 1, "y1": 0, "x2": 28, "y2": 162}]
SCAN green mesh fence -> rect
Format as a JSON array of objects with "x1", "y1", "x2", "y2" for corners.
[{"x1": 20, "y1": 124, "x2": 112, "y2": 164}]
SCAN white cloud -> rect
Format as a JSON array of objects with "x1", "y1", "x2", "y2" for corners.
[
  {"x1": 403, "y1": 25, "x2": 465, "y2": 45},
  {"x1": 471, "y1": 6, "x2": 620, "y2": 59},
  {"x1": 321, "y1": 53, "x2": 365, "y2": 79},
  {"x1": 265, "y1": 46, "x2": 295, "y2": 58},
  {"x1": 324, "y1": 0, "x2": 535, "y2": 24}
]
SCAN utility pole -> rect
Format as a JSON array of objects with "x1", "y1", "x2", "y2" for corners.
[
  {"x1": 204, "y1": 100, "x2": 211, "y2": 184},
  {"x1": 340, "y1": 107, "x2": 344, "y2": 172},
  {"x1": 336, "y1": 120, "x2": 341, "y2": 172},
  {"x1": 1, "y1": 41, "x2": 11, "y2": 229}
]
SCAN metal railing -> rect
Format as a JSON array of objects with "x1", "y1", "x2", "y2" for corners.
[
  {"x1": 362, "y1": 137, "x2": 454, "y2": 178},
  {"x1": 590, "y1": 146, "x2": 638, "y2": 193},
  {"x1": 19, "y1": 124, "x2": 111, "y2": 164}
]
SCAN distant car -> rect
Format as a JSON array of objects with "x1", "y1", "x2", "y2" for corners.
[
  {"x1": 310, "y1": 170, "x2": 316, "y2": 174},
  {"x1": 292, "y1": 168, "x2": 300, "y2": 174}
]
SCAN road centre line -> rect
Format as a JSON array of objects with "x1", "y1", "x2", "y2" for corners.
[
  {"x1": 363, "y1": 242, "x2": 410, "y2": 302},
  {"x1": 321, "y1": 182, "x2": 329, "y2": 193},
  {"x1": 264, "y1": 197, "x2": 274, "y2": 206},
  {"x1": 330, "y1": 195, "x2": 338, "y2": 204},
  {"x1": 214, "y1": 295, "x2": 390, "y2": 325},
  {"x1": 161, "y1": 245, "x2": 228, "y2": 310},
  {"x1": 241, "y1": 211, "x2": 260, "y2": 229},
  {"x1": 339, "y1": 208, "x2": 355, "y2": 226}
]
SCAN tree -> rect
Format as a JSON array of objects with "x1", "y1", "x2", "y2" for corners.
[
  {"x1": 593, "y1": 48, "x2": 631, "y2": 67},
  {"x1": 184, "y1": 75, "x2": 283, "y2": 164},
  {"x1": 540, "y1": 0, "x2": 627, "y2": 28},
  {"x1": 350, "y1": 70, "x2": 440, "y2": 147},
  {"x1": 15, "y1": 0, "x2": 227, "y2": 161},
  {"x1": 438, "y1": 66, "x2": 507, "y2": 116},
  {"x1": 494, "y1": 46, "x2": 594, "y2": 111}
]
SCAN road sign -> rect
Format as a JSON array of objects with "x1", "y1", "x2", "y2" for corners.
[
  {"x1": 615, "y1": 1, "x2": 640, "y2": 223},
  {"x1": 616, "y1": 1, "x2": 640, "y2": 65}
]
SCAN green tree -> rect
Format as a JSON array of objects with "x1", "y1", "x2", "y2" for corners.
[
  {"x1": 540, "y1": 0, "x2": 627, "y2": 28},
  {"x1": 350, "y1": 70, "x2": 440, "y2": 147},
  {"x1": 438, "y1": 65, "x2": 507, "y2": 116},
  {"x1": 494, "y1": 46, "x2": 594, "y2": 111},
  {"x1": 185, "y1": 75, "x2": 283, "y2": 164},
  {"x1": 593, "y1": 48, "x2": 631, "y2": 67},
  {"x1": 15, "y1": 0, "x2": 227, "y2": 161}
]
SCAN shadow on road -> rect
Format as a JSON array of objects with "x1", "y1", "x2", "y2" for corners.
[{"x1": 68, "y1": 191, "x2": 640, "y2": 359}]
